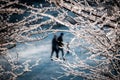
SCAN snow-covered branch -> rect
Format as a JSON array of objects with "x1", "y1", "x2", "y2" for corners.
[{"x1": 0, "y1": 0, "x2": 120, "y2": 80}]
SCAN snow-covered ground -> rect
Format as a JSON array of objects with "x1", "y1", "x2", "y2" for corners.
[
  {"x1": 4, "y1": 2, "x2": 96, "y2": 80},
  {"x1": 8, "y1": 32, "x2": 85, "y2": 80}
]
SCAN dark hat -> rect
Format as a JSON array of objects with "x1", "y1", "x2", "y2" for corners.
[
  {"x1": 61, "y1": 33, "x2": 64, "y2": 35},
  {"x1": 54, "y1": 34, "x2": 57, "y2": 37}
]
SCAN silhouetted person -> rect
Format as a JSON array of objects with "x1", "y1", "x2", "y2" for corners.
[
  {"x1": 51, "y1": 35, "x2": 59, "y2": 60},
  {"x1": 57, "y1": 33, "x2": 65, "y2": 60}
]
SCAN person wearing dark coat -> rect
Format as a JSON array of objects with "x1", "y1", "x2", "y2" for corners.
[
  {"x1": 57, "y1": 33, "x2": 65, "y2": 60},
  {"x1": 51, "y1": 35, "x2": 59, "y2": 59}
]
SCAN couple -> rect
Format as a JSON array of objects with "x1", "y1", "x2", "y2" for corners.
[{"x1": 51, "y1": 33, "x2": 65, "y2": 60}]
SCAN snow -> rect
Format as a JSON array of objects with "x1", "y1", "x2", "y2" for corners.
[{"x1": 7, "y1": 32, "x2": 86, "y2": 80}]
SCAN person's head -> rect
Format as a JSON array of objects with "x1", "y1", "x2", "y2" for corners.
[
  {"x1": 60, "y1": 33, "x2": 64, "y2": 36},
  {"x1": 54, "y1": 34, "x2": 57, "y2": 38}
]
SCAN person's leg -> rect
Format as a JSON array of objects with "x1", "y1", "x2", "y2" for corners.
[
  {"x1": 51, "y1": 49, "x2": 54, "y2": 58},
  {"x1": 61, "y1": 49, "x2": 64, "y2": 57},
  {"x1": 56, "y1": 49, "x2": 59, "y2": 58},
  {"x1": 61, "y1": 48, "x2": 65, "y2": 60},
  {"x1": 56, "y1": 51, "x2": 59, "y2": 58}
]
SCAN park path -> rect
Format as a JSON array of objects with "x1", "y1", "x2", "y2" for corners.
[
  {"x1": 13, "y1": 33, "x2": 79, "y2": 80},
  {"x1": 8, "y1": 33, "x2": 85, "y2": 80}
]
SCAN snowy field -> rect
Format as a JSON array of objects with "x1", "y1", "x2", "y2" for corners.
[{"x1": 8, "y1": 32, "x2": 86, "y2": 80}]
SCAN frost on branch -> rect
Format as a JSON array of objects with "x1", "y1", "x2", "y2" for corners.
[
  {"x1": 0, "y1": 0, "x2": 120, "y2": 80},
  {"x1": 0, "y1": 0, "x2": 56, "y2": 79},
  {"x1": 47, "y1": 0, "x2": 120, "y2": 79}
]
